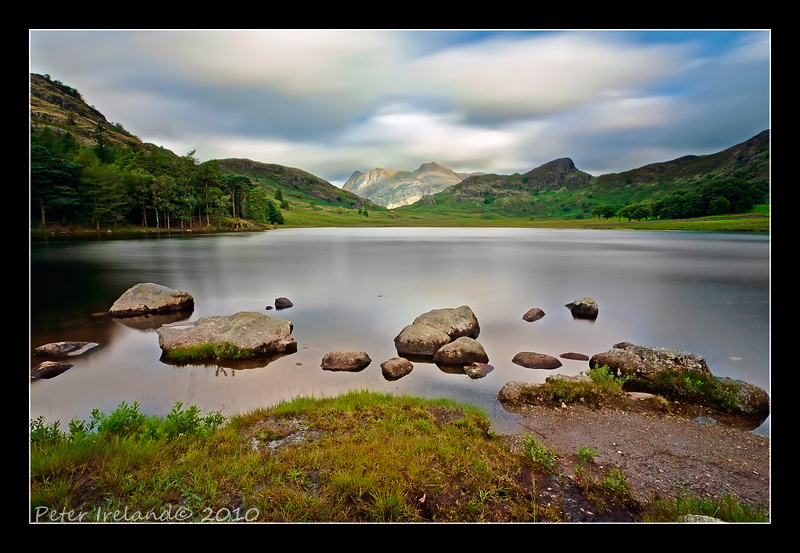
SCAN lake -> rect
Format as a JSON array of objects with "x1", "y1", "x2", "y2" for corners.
[{"x1": 29, "y1": 227, "x2": 771, "y2": 436}]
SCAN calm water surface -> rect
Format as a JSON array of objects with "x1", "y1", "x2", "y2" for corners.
[{"x1": 30, "y1": 227, "x2": 770, "y2": 436}]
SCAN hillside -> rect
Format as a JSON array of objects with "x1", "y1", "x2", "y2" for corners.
[
  {"x1": 342, "y1": 162, "x2": 480, "y2": 208},
  {"x1": 30, "y1": 72, "x2": 382, "y2": 229},
  {"x1": 399, "y1": 134, "x2": 769, "y2": 220},
  {"x1": 29, "y1": 71, "x2": 770, "y2": 228},
  {"x1": 216, "y1": 158, "x2": 383, "y2": 212},
  {"x1": 30, "y1": 73, "x2": 156, "y2": 154}
]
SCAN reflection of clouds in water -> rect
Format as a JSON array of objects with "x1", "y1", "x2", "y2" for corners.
[{"x1": 30, "y1": 228, "x2": 770, "y2": 433}]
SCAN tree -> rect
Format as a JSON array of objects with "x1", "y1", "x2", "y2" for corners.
[
  {"x1": 708, "y1": 196, "x2": 731, "y2": 215},
  {"x1": 266, "y1": 199, "x2": 284, "y2": 224},
  {"x1": 30, "y1": 145, "x2": 82, "y2": 227}
]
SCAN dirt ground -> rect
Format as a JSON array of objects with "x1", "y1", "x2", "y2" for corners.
[{"x1": 501, "y1": 394, "x2": 770, "y2": 520}]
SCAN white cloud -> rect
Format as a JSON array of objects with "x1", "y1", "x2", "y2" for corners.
[{"x1": 405, "y1": 32, "x2": 689, "y2": 117}]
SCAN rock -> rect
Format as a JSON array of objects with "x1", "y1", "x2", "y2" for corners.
[
  {"x1": 412, "y1": 306, "x2": 480, "y2": 340},
  {"x1": 522, "y1": 308, "x2": 545, "y2": 322},
  {"x1": 31, "y1": 361, "x2": 73, "y2": 380},
  {"x1": 33, "y1": 341, "x2": 99, "y2": 357},
  {"x1": 275, "y1": 297, "x2": 293, "y2": 309},
  {"x1": 381, "y1": 357, "x2": 413, "y2": 380},
  {"x1": 565, "y1": 297, "x2": 598, "y2": 320},
  {"x1": 590, "y1": 345, "x2": 770, "y2": 420},
  {"x1": 560, "y1": 352, "x2": 589, "y2": 361},
  {"x1": 321, "y1": 351, "x2": 371, "y2": 372},
  {"x1": 613, "y1": 341, "x2": 634, "y2": 349},
  {"x1": 714, "y1": 376, "x2": 770, "y2": 418},
  {"x1": 680, "y1": 515, "x2": 726, "y2": 523},
  {"x1": 546, "y1": 374, "x2": 592, "y2": 383},
  {"x1": 109, "y1": 283, "x2": 194, "y2": 318},
  {"x1": 394, "y1": 323, "x2": 452, "y2": 358},
  {"x1": 589, "y1": 345, "x2": 712, "y2": 383},
  {"x1": 156, "y1": 311, "x2": 297, "y2": 359},
  {"x1": 497, "y1": 381, "x2": 538, "y2": 403},
  {"x1": 464, "y1": 362, "x2": 494, "y2": 379},
  {"x1": 512, "y1": 352, "x2": 563, "y2": 370},
  {"x1": 432, "y1": 337, "x2": 489, "y2": 365}
]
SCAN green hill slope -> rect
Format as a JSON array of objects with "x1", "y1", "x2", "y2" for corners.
[{"x1": 398, "y1": 132, "x2": 769, "y2": 220}]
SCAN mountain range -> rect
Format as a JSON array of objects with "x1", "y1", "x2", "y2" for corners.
[
  {"x1": 30, "y1": 72, "x2": 769, "y2": 220},
  {"x1": 342, "y1": 162, "x2": 483, "y2": 209}
]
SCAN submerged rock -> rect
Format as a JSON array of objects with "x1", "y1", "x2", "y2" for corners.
[
  {"x1": 109, "y1": 283, "x2": 194, "y2": 318},
  {"x1": 522, "y1": 308, "x2": 545, "y2": 322},
  {"x1": 565, "y1": 297, "x2": 598, "y2": 320},
  {"x1": 33, "y1": 341, "x2": 99, "y2": 357},
  {"x1": 465, "y1": 362, "x2": 494, "y2": 379},
  {"x1": 560, "y1": 352, "x2": 589, "y2": 361},
  {"x1": 432, "y1": 337, "x2": 489, "y2": 365},
  {"x1": 512, "y1": 352, "x2": 563, "y2": 370},
  {"x1": 380, "y1": 357, "x2": 414, "y2": 380},
  {"x1": 321, "y1": 351, "x2": 371, "y2": 372},
  {"x1": 31, "y1": 361, "x2": 73, "y2": 380}
]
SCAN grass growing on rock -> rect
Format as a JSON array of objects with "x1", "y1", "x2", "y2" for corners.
[
  {"x1": 160, "y1": 343, "x2": 258, "y2": 364},
  {"x1": 30, "y1": 390, "x2": 767, "y2": 523}
]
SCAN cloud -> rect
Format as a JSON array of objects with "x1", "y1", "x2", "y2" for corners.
[{"x1": 30, "y1": 30, "x2": 769, "y2": 184}]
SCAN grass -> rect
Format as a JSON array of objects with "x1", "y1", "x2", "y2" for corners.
[
  {"x1": 30, "y1": 390, "x2": 767, "y2": 523},
  {"x1": 32, "y1": 204, "x2": 770, "y2": 237}
]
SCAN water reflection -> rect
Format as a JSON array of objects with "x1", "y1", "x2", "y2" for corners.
[{"x1": 30, "y1": 228, "x2": 770, "y2": 436}]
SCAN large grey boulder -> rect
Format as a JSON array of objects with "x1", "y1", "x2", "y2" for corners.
[
  {"x1": 394, "y1": 323, "x2": 452, "y2": 357},
  {"x1": 590, "y1": 344, "x2": 769, "y2": 419},
  {"x1": 412, "y1": 306, "x2": 480, "y2": 340},
  {"x1": 589, "y1": 345, "x2": 712, "y2": 382},
  {"x1": 321, "y1": 351, "x2": 371, "y2": 372},
  {"x1": 432, "y1": 337, "x2": 489, "y2": 365},
  {"x1": 109, "y1": 283, "x2": 194, "y2": 318},
  {"x1": 156, "y1": 311, "x2": 297, "y2": 359},
  {"x1": 395, "y1": 306, "x2": 481, "y2": 360}
]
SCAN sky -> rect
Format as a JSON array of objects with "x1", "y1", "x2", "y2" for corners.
[{"x1": 29, "y1": 29, "x2": 770, "y2": 187}]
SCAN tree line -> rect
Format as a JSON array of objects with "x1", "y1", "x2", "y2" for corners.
[
  {"x1": 590, "y1": 179, "x2": 767, "y2": 222},
  {"x1": 30, "y1": 126, "x2": 285, "y2": 231}
]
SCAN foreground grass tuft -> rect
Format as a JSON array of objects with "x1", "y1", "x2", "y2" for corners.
[{"x1": 30, "y1": 391, "x2": 766, "y2": 523}]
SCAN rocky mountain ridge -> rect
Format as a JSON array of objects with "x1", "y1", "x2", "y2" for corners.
[{"x1": 342, "y1": 162, "x2": 482, "y2": 209}]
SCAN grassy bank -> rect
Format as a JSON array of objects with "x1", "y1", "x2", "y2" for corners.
[
  {"x1": 30, "y1": 383, "x2": 767, "y2": 523},
  {"x1": 30, "y1": 204, "x2": 770, "y2": 237}
]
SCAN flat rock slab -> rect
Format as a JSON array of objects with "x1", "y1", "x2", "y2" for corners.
[
  {"x1": 109, "y1": 283, "x2": 194, "y2": 318},
  {"x1": 321, "y1": 351, "x2": 371, "y2": 372},
  {"x1": 31, "y1": 361, "x2": 73, "y2": 380},
  {"x1": 560, "y1": 352, "x2": 589, "y2": 361},
  {"x1": 33, "y1": 341, "x2": 99, "y2": 357},
  {"x1": 512, "y1": 352, "x2": 563, "y2": 370},
  {"x1": 156, "y1": 311, "x2": 297, "y2": 357}
]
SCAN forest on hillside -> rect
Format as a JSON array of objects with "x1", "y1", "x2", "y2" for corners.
[{"x1": 30, "y1": 125, "x2": 286, "y2": 232}]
